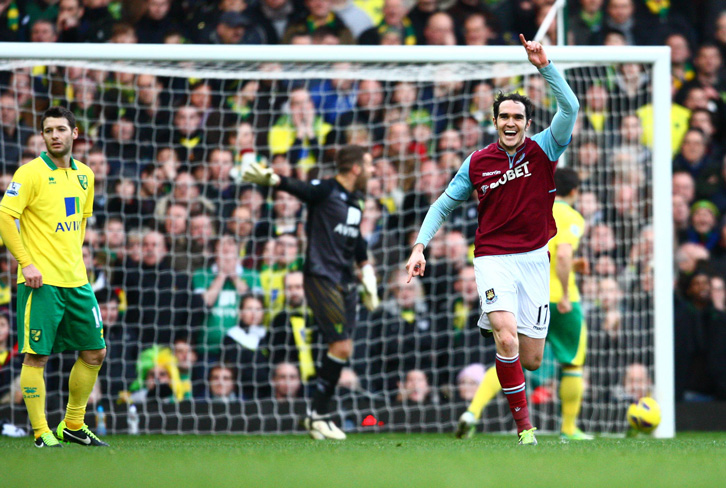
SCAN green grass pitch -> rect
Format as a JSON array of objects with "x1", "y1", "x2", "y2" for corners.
[{"x1": 2, "y1": 433, "x2": 725, "y2": 488}]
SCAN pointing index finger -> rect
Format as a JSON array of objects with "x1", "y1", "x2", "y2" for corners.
[{"x1": 519, "y1": 33, "x2": 528, "y2": 47}]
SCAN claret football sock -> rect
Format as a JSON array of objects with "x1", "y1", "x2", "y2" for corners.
[
  {"x1": 496, "y1": 354, "x2": 533, "y2": 433},
  {"x1": 65, "y1": 358, "x2": 102, "y2": 430},
  {"x1": 311, "y1": 353, "x2": 346, "y2": 416},
  {"x1": 21, "y1": 363, "x2": 49, "y2": 438}
]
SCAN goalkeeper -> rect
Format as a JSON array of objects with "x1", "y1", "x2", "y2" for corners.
[
  {"x1": 243, "y1": 144, "x2": 378, "y2": 440},
  {"x1": 405, "y1": 35, "x2": 579, "y2": 446},
  {"x1": 455, "y1": 168, "x2": 593, "y2": 441}
]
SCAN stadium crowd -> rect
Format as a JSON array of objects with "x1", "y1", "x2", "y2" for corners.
[{"x1": 1, "y1": 0, "x2": 726, "y2": 431}]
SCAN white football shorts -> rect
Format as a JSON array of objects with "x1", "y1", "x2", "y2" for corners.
[{"x1": 473, "y1": 244, "x2": 550, "y2": 339}]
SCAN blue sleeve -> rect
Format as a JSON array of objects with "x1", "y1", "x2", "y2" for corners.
[
  {"x1": 531, "y1": 62, "x2": 580, "y2": 161},
  {"x1": 414, "y1": 155, "x2": 474, "y2": 248}
]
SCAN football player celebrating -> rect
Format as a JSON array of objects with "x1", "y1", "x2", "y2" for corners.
[
  {"x1": 406, "y1": 35, "x2": 579, "y2": 446},
  {"x1": 456, "y1": 168, "x2": 594, "y2": 441}
]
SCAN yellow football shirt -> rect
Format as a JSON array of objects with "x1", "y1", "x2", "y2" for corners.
[
  {"x1": 637, "y1": 103, "x2": 691, "y2": 155},
  {"x1": 549, "y1": 200, "x2": 585, "y2": 304},
  {"x1": 260, "y1": 267, "x2": 286, "y2": 322},
  {"x1": 354, "y1": 0, "x2": 384, "y2": 24},
  {"x1": 0, "y1": 152, "x2": 94, "y2": 287}
]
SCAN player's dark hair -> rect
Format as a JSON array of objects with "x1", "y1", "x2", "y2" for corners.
[
  {"x1": 492, "y1": 92, "x2": 534, "y2": 121},
  {"x1": 41, "y1": 106, "x2": 76, "y2": 131},
  {"x1": 335, "y1": 145, "x2": 367, "y2": 173},
  {"x1": 555, "y1": 167, "x2": 579, "y2": 197}
]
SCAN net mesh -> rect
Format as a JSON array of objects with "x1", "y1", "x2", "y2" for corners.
[{"x1": 0, "y1": 56, "x2": 655, "y2": 435}]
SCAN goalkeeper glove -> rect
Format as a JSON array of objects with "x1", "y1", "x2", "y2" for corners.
[
  {"x1": 242, "y1": 161, "x2": 280, "y2": 187},
  {"x1": 360, "y1": 264, "x2": 380, "y2": 311}
]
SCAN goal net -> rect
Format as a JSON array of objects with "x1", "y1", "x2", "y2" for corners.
[{"x1": 0, "y1": 44, "x2": 673, "y2": 437}]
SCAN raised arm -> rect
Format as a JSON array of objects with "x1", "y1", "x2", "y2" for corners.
[
  {"x1": 242, "y1": 161, "x2": 331, "y2": 203},
  {"x1": 540, "y1": 63, "x2": 579, "y2": 147},
  {"x1": 277, "y1": 176, "x2": 332, "y2": 204},
  {"x1": 520, "y1": 34, "x2": 580, "y2": 157}
]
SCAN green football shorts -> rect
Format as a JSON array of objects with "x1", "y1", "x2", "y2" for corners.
[
  {"x1": 546, "y1": 301, "x2": 586, "y2": 367},
  {"x1": 17, "y1": 283, "x2": 106, "y2": 355}
]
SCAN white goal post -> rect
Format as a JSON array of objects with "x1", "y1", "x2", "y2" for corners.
[{"x1": 0, "y1": 43, "x2": 673, "y2": 438}]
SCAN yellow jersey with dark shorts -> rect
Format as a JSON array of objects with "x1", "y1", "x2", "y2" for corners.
[
  {"x1": 0, "y1": 152, "x2": 104, "y2": 354},
  {"x1": 547, "y1": 201, "x2": 586, "y2": 366}
]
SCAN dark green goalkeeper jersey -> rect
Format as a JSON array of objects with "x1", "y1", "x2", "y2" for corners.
[{"x1": 277, "y1": 176, "x2": 368, "y2": 284}]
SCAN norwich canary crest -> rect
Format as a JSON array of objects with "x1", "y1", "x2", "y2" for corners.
[{"x1": 77, "y1": 174, "x2": 88, "y2": 190}]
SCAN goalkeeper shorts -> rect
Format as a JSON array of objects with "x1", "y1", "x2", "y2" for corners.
[
  {"x1": 474, "y1": 244, "x2": 550, "y2": 339},
  {"x1": 304, "y1": 274, "x2": 357, "y2": 343}
]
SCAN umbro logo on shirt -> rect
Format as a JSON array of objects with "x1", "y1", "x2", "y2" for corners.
[{"x1": 48, "y1": 177, "x2": 56, "y2": 185}]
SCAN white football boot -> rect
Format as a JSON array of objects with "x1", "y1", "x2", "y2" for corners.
[{"x1": 304, "y1": 413, "x2": 347, "y2": 440}]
